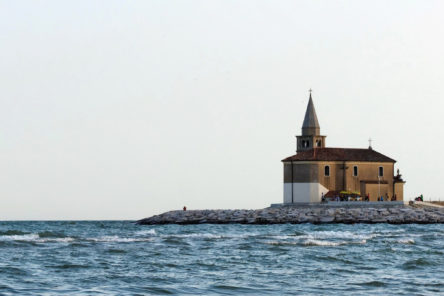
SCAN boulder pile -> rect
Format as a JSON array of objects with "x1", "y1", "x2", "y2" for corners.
[{"x1": 137, "y1": 205, "x2": 444, "y2": 225}]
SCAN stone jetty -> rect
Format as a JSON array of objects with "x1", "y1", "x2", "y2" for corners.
[{"x1": 137, "y1": 203, "x2": 444, "y2": 225}]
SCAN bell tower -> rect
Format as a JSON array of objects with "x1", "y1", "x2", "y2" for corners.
[{"x1": 296, "y1": 90, "x2": 326, "y2": 152}]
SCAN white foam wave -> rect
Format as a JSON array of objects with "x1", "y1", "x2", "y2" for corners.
[
  {"x1": 270, "y1": 235, "x2": 295, "y2": 240},
  {"x1": 299, "y1": 231, "x2": 376, "y2": 241},
  {"x1": 41, "y1": 237, "x2": 75, "y2": 243},
  {"x1": 265, "y1": 240, "x2": 299, "y2": 246},
  {"x1": 159, "y1": 232, "x2": 268, "y2": 240},
  {"x1": 0, "y1": 234, "x2": 75, "y2": 243},
  {"x1": 89, "y1": 236, "x2": 153, "y2": 243},
  {"x1": 0, "y1": 234, "x2": 39, "y2": 241},
  {"x1": 0, "y1": 233, "x2": 152, "y2": 243},
  {"x1": 164, "y1": 233, "x2": 223, "y2": 239},
  {"x1": 135, "y1": 229, "x2": 157, "y2": 236},
  {"x1": 303, "y1": 239, "x2": 341, "y2": 247},
  {"x1": 376, "y1": 229, "x2": 406, "y2": 234},
  {"x1": 265, "y1": 238, "x2": 367, "y2": 247},
  {"x1": 397, "y1": 238, "x2": 415, "y2": 244}
]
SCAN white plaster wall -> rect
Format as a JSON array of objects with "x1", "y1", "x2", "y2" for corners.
[{"x1": 284, "y1": 183, "x2": 329, "y2": 204}]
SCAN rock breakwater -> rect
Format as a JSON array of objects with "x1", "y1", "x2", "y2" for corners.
[{"x1": 137, "y1": 205, "x2": 444, "y2": 225}]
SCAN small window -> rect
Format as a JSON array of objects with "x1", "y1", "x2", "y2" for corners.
[
  {"x1": 353, "y1": 166, "x2": 358, "y2": 176},
  {"x1": 325, "y1": 165, "x2": 330, "y2": 177},
  {"x1": 316, "y1": 140, "x2": 322, "y2": 147},
  {"x1": 379, "y1": 166, "x2": 384, "y2": 177}
]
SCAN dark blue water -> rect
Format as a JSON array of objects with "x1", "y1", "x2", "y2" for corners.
[{"x1": 0, "y1": 221, "x2": 443, "y2": 295}]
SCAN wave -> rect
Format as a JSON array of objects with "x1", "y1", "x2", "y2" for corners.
[
  {"x1": 265, "y1": 238, "x2": 367, "y2": 247},
  {"x1": 357, "y1": 280, "x2": 388, "y2": 287},
  {"x1": 0, "y1": 230, "x2": 30, "y2": 236},
  {"x1": 162, "y1": 233, "x2": 223, "y2": 239},
  {"x1": 265, "y1": 240, "x2": 299, "y2": 246},
  {"x1": 106, "y1": 248, "x2": 127, "y2": 254},
  {"x1": 0, "y1": 233, "x2": 74, "y2": 243},
  {"x1": 135, "y1": 229, "x2": 157, "y2": 236},
  {"x1": 402, "y1": 258, "x2": 434, "y2": 269},
  {"x1": 88, "y1": 236, "x2": 153, "y2": 243},
  {"x1": 303, "y1": 239, "x2": 342, "y2": 247},
  {"x1": 397, "y1": 238, "x2": 415, "y2": 244},
  {"x1": 303, "y1": 239, "x2": 366, "y2": 246},
  {"x1": 0, "y1": 233, "x2": 153, "y2": 244},
  {"x1": 261, "y1": 231, "x2": 375, "y2": 245},
  {"x1": 161, "y1": 232, "x2": 275, "y2": 240},
  {"x1": 0, "y1": 234, "x2": 39, "y2": 241},
  {"x1": 40, "y1": 237, "x2": 75, "y2": 243},
  {"x1": 51, "y1": 264, "x2": 90, "y2": 269},
  {"x1": 300, "y1": 231, "x2": 376, "y2": 241},
  {"x1": 154, "y1": 231, "x2": 375, "y2": 244},
  {"x1": 38, "y1": 231, "x2": 68, "y2": 238},
  {"x1": 0, "y1": 267, "x2": 28, "y2": 276}
]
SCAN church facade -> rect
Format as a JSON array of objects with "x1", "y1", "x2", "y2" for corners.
[{"x1": 282, "y1": 93, "x2": 405, "y2": 203}]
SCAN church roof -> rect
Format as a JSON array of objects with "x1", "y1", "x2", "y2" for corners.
[
  {"x1": 302, "y1": 93, "x2": 320, "y2": 130},
  {"x1": 282, "y1": 148, "x2": 396, "y2": 163}
]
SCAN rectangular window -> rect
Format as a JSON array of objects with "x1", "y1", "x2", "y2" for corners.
[
  {"x1": 379, "y1": 166, "x2": 384, "y2": 177},
  {"x1": 353, "y1": 166, "x2": 358, "y2": 176},
  {"x1": 325, "y1": 165, "x2": 330, "y2": 177}
]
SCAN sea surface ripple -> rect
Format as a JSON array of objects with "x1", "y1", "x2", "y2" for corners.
[{"x1": 0, "y1": 221, "x2": 443, "y2": 295}]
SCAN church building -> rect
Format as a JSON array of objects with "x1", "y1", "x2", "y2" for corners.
[{"x1": 282, "y1": 92, "x2": 405, "y2": 203}]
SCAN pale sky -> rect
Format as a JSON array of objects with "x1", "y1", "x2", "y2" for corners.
[{"x1": 1, "y1": 1, "x2": 444, "y2": 220}]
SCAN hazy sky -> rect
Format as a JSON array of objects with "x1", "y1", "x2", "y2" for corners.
[{"x1": 1, "y1": 1, "x2": 444, "y2": 220}]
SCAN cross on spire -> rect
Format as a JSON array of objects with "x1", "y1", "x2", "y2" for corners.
[
  {"x1": 368, "y1": 138, "x2": 372, "y2": 149},
  {"x1": 309, "y1": 88, "x2": 312, "y2": 94}
]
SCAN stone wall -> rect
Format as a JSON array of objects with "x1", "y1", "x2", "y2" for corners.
[{"x1": 138, "y1": 205, "x2": 444, "y2": 225}]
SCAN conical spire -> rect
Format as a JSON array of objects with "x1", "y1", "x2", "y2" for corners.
[{"x1": 302, "y1": 92, "x2": 320, "y2": 136}]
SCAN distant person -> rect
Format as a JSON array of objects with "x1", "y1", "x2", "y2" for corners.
[
  {"x1": 365, "y1": 193, "x2": 369, "y2": 202},
  {"x1": 420, "y1": 194, "x2": 424, "y2": 201},
  {"x1": 183, "y1": 206, "x2": 187, "y2": 211}
]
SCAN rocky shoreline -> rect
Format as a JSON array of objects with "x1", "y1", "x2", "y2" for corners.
[{"x1": 137, "y1": 204, "x2": 444, "y2": 225}]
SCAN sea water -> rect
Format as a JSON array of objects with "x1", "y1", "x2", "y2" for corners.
[{"x1": 0, "y1": 221, "x2": 443, "y2": 295}]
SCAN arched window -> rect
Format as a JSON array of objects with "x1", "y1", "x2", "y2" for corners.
[
  {"x1": 353, "y1": 166, "x2": 358, "y2": 176},
  {"x1": 316, "y1": 140, "x2": 322, "y2": 147},
  {"x1": 379, "y1": 166, "x2": 384, "y2": 177},
  {"x1": 324, "y1": 165, "x2": 330, "y2": 177}
]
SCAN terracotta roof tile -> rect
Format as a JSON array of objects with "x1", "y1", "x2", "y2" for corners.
[{"x1": 282, "y1": 148, "x2": 396, "y2": 163}]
